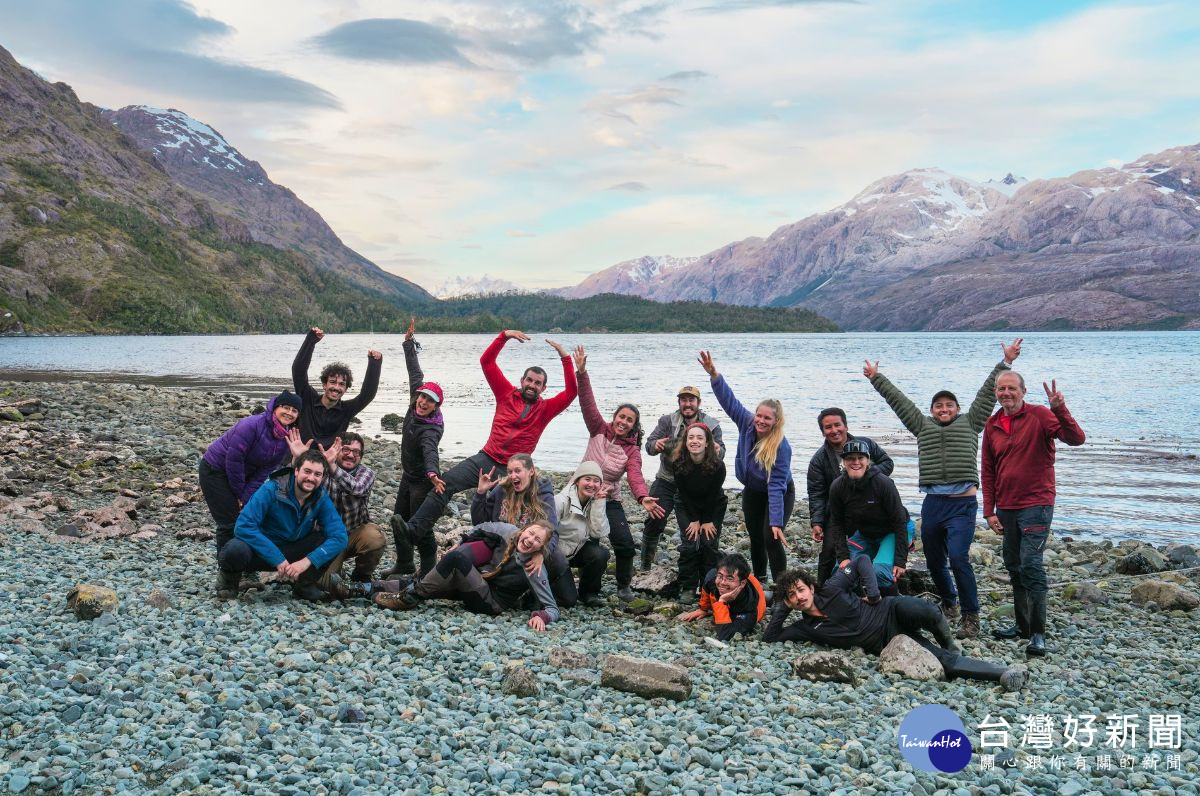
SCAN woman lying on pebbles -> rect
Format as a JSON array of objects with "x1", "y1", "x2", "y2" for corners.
[{"x1": 333, "y1": 522, "x2": 561, "y2": 632}]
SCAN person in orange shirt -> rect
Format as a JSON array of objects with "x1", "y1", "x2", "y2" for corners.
[{"x1": 676, "y1": 552, "x2": 766, "y2": 641}]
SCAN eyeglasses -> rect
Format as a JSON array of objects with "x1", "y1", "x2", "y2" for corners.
[{"x1": 341, "y1": 448, "x2": 363, "y2": 458}]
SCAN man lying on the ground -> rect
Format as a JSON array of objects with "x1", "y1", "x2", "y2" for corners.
[{"x1": 764, "y1": 559, "x2": 1028, "y2": 690}]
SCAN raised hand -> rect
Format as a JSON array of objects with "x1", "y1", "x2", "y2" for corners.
[
  {"x1": 698, "y1": 350, "x2": 718, "y2": 378},
  {"x1": 311, "y1": 327, "x2": 325, "y2": 341},
  {"x1": 572, "y1": 345, "x2": 587, "y2": 373},
  {"x1": 405, "y1": 317, "x2": 416, "y2": 342},
  {"x1": 545, "y1": 338, "x2": 568, "y2": 358},
  {"x1": 368, "y1": 349, "x2": 382, "y2": 360},
  {"x1": 1002, "y1": 337, "x2": 1023, "y2": 364},
  {"x1": 504, "y1": 329, "x2": 531, "y2": 342},
  {"x1": 862, "y1": 359, "x2": 879, "y2": 379},
  {"x1": 1043, "y1": 379, "x2": 1065, "y2": 409},
  {"x1": 286, "y1": 428, "x2": 312, "y2": 460},
  {"x1": 318, "y1": 438, "x2": 342, "y2": 468},
  {"x1": 476, "y1": 467, "x2": 499, "y2": 494}
]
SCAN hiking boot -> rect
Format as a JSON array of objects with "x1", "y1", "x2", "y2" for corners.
[
  {"x1": 617, "y1": 586, "x2": 636, "y2": 603},
  {"x1": 1025, "y1": 633, "x2": 1048, "y2": 657},
  {"x1": 214, "y1": 569, "x2": 240, "y2": 600},
  {"x1": 941, "y1": 602, "x2": 960, "y2": 621},
  {"x1": 1000, "y1": 666, "x2": 1029, "y2": 692},
  {"x1": 328, "y1": 574, "x2": 373, "y2": 601},
  {"x1": 640, "y1": 537, "x2": 660, "y2": 572},
  {"x1": 239, "y1": 572, "x2": 265, "y2": 592},
  {"x1": 374, "y1": 585, "x2": 422, "y2": 611},
  {"x1": 292, "y1": 582, "x2": 327, "y2": 602},
  {"x1": 956, "y1": 612, "x2": 980, "y2": 640}
]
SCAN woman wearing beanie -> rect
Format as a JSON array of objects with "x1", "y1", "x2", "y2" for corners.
[
  {"x1": 385, "y1": 317, "x2": 447, "y2": 577},
  {"x1": 199, "y1": 390, "x2": 308, "y2": 585}
]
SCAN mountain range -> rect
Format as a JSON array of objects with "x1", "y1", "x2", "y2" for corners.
[{"x1": 559, "y1": 155, "x2": 1200, "y2": 330}]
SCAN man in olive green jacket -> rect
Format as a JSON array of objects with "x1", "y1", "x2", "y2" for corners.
[{"x1": 862, "y1": 339, "x2": 1021, "y2": 638}]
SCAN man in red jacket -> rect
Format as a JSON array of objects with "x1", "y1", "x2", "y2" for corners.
[
  {"x1": 982, "y1": 372, "x2": 1085, "y2": 657},
  {"x1": 397, "y1": 329, "x2": 577, "y2": 575}
]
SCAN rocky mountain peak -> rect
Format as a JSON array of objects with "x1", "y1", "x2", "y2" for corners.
[{"x1": 111, "y1": 106, "x2": 262, "y2": 183}]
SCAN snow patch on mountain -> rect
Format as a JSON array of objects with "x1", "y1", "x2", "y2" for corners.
[{"x1": 130, "y1": 106, "x2": 246, "y2": 172}]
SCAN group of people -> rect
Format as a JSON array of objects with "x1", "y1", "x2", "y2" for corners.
[{"x1": 197, "y1": 324, "x2": 1085, "y2": 688}]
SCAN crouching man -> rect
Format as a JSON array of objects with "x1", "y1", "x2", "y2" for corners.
[
  {"x1": 217, "y1": 450, "x2": 348, "y2": 601},
  {"x1": 676, "y1": 552, "x2": 766, "y2": 641},
  {"x1": 765, "y1": 560, "x2": 1028, "y2": 690},
  {"x1": 317, "y1": 433, "x2": 387, "y2": 590}
]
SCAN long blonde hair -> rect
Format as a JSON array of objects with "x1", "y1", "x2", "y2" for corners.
[
  {"x1": 483, "y1": 523, "x2": 553, "y2": 580},
  {"x1": 753, "y1": 399, "x2": 785, "y2": 476},
  {"x1": 500, "y1": 453, "x2": 549, "y2": 527}
]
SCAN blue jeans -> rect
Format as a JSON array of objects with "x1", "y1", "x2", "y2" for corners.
[
  {"x1": 998, "y1": 505, "x2": 1052, "y2": 597},
  {"x1": 847, "y1": 518, "x2": 916, "y2": 587},
  {"x1": 921, "y1": 494, "x2": 980, "y2": 613}
]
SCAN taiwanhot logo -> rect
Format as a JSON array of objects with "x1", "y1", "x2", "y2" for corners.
[{"x1": 897, "y1": 704, "x2": 971, "y2": 773}]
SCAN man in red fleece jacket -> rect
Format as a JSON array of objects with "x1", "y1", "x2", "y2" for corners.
[
  {"x1": 982, "y1": 372, "x2": 1085, "y2": 658},
  {"x1": 397, "y1": 329, "x2": 577, "y2": 575}
]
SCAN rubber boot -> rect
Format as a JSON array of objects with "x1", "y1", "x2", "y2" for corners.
[
  {"x1": 930, "y1": 608, "x2": 963, "y2": 655},
  {"x1": 616, "y1": 556, "x2": 635, "y2": 602},
  {"x1": 382, "y1": 515, "x2": 416, "y2": 578},
  {"x1": 640, "y1": 535, "x2": 659, "y2": 572},
  {"x1": 993, "y1": 584, "x2": 1031, "y2": 639},
  {"x1": 1025, "y1": 592, "x2": 1048, "y2": 657},
  {"x1": 943, "y1": 654, "x2": 1020, "y2": 689}
]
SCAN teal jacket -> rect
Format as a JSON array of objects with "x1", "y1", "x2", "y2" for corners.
[
  {"x1": 234, "y1": 469, "x2": 347, "y2": 568},
  {"x1": 869, "y1": 361, "x2": 1010, "y2": 488}
]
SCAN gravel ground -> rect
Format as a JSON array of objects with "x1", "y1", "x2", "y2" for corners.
[{"x1": 1, "y1": 380, "x2": 1198, "y2": 795}]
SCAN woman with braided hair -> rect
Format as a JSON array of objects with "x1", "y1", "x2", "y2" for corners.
[{"x1": 335, "y1": 522, "x2": 560, "y2": 631}]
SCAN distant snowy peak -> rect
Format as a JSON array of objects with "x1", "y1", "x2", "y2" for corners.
[
  {"x1": 614, "y1": 254, "x2": 700, "y2": 284},
  {"x1": 433, "y1": 274, "x2": 525, "y2": 298},
  {"x1": 985, "y1": 173, "x2": 1028, "y2": 196},
  {"x1": 843, "y1": 167, "x2": 1009, "y2": 235}
]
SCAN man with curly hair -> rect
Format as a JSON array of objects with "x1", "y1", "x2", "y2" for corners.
[{"x1": 292, "y1": 326, "x2": 382, "y2": 448}]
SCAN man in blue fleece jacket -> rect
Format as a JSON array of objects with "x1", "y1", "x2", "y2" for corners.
[{"x1": 217, "y1": 450, "x2": 348, "y2": 601}]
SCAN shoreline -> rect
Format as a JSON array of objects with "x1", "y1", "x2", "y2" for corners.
[{"x1": 1, "y1": 378, "x2": 1198, "y2": 794}]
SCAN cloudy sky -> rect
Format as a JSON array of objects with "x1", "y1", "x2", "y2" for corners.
[{"x1": 2, "y1": 0, "x2": 1198, "y2": 291}]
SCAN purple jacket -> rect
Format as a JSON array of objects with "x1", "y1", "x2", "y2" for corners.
[{"x1": 202, "y1": 395, "x2": 292, "y2": 503}]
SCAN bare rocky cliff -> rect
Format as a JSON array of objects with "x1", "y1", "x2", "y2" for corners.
[{"x1": 102, "y1": 105, "x2": 431, "y2": 304}]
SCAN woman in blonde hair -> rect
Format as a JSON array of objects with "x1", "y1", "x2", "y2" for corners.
[
  {"x1": 699, "y1": 350, "x2": 794, "y2": 583},
  {"x1": 470, "y1": 452, "x2": 558, "y2": 575}
]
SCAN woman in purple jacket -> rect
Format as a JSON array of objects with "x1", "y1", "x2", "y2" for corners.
[{"x1": 199, "y1": 391, "x2": 306, "y2": 554}]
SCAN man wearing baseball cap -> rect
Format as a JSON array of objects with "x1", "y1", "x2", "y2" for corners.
[{"x1": 640, "y1": 385, "x2": 726, "y2": 571}]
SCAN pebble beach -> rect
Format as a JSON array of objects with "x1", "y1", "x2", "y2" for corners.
[{"x1": 1, "y1": 379, "x2": 1198, "y2": 795}]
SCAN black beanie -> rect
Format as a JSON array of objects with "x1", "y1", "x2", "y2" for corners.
[{"x1": 276, "y1": 390, "x2": 303, "y2": 412}]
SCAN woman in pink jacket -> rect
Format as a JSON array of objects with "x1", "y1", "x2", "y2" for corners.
[{"x1": 573, "y1": 346, "x2": 665, "y2": 601}]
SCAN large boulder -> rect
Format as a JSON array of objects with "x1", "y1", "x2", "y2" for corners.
[
  {"x1": 1131, "y1": 581, "x2": 1200, "y2": 612},
  {"x1": 549, "y1": 647, "x2": 594, "y2": 670},
  {"x1": 632, "y1": 565, "x2": 679, "y2": 596},
  {"x1": 792, "y1": 651, "x2": 858, "y2": 684},
  {"x1": 1115, "y1": 547, "x2": 1168, "y2": 575},
  {"x1": 501, "y1": 665, "x2": 540, "y2": 697},
  {"x1": 1164, "y1": 544, "x2": 1200, "y2": 569},
  {"x1": 600, "y1": 654, "x2": 692, "y2": 701},
  {"x1": 1062, "y1": 582, "x2": 1109, "y2": 604},
  {"x1": 66, "y1": 584, "x2": 119, "y2": 619},
  {"x1": 897, "y1": 566, "x2": 936, "y2": 596},
  {"x1": 878, "y1": 635, "x2": 945, "y2": 681}
]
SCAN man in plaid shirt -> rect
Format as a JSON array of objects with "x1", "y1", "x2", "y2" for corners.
[{"x1": 318, "y1": 432, "x2": 387, "y2": 589}]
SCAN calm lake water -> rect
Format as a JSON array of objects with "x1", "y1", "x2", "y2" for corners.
[{"x1": 3, "y1": 331, "x2": 1197, "y2": 545}]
